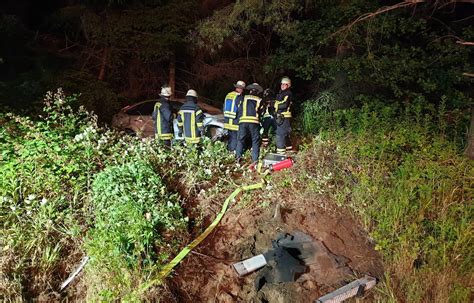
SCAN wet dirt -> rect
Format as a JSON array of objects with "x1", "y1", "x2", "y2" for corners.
[{"x1": 162, "y1": 189, "x2": 383, "y2": 303}]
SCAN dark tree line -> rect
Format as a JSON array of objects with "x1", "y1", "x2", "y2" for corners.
[{"x1": 0, "y1": 1, "x2": 472, "y2": 154}]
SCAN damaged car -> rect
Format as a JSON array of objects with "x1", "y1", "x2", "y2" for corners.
[{"x1": 111, "y1": 99, "x2": 227, "y2": 141}]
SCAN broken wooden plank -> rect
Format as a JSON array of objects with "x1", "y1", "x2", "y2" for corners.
[{"x1": 315, "y1": 275, "x2": 377, "y2": 303}]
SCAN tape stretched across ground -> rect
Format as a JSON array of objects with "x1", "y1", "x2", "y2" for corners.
[{"x1": 138, "y1": 182, "x2": 264, "y2": 294}]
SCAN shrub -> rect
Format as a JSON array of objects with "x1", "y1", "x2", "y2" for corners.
[
  {"x1": 297, "y1": 98, "x2": 473, "y2": 302},
  {"x1": 0, "y1": 89, "x2": 103, "y2": 299},
  {"x1": 0, "y1": 89, "x2": 186, "y2": 301},
  {"x1": 85, "y1": 160, "x2": 186, "y2": 301}
]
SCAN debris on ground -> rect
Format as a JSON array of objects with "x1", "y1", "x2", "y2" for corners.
[
  {"x1": 163, "y1": 193, "x2": 383, "y2": 303},
  {"x1": 59, "y1": 256, "x2": 89, "y2": 291},
  {"x1": 316, "y1": 275, "x2": 377, "y2": 303}
]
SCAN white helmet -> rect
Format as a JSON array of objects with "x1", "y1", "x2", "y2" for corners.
[
  {"x1": 160, "y1": 86, "x2": 172, "y2": 97},
  {"x1": 233, "y1": 80, "x2": 246, "y2": 89},
  {"x1": 186, "y1": 89, "x2": 198, "y2": 98},
  {"x1": 281, "y1": 77, "x2": 291, "y2": 87}
]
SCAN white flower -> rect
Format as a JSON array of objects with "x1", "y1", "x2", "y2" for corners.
[
  {"x1": 74, "y1": 134, "x2": 84, "y2": 142},
  {"x1": 10, "y1": 206, "x2": 16, "y2": 211},
  {"x1": 41, "y1": 198, "x2": 48, "y2": 205},
  {"x1": 27, "y1": 210, "x2": 32, "y2": 215},
  {"x1": 27, "y1": 194, "x2": 36, "y2": 201},
  {"x1": 145, "y1": 212, "x2": 152, "y2": 221}
]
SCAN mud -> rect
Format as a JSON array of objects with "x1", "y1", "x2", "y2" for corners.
[{"x1": 163, "y1": 191, "x2": 383, "y2": 303}]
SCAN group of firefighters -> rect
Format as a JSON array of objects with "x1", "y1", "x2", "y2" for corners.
[{"x1": 152, "y1": 76, "x2": 294, "y2": 164}]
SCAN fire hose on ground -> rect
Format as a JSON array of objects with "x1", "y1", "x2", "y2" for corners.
[
  {"x1": 60, "y1": 154, "x2": 293, "y2": 294},
  {"x1": 137, "y1": 153, "x2": 294, "y2": 294},
  {"x1": 136, "y1": 182, "x2": 264, "y2": 294}
]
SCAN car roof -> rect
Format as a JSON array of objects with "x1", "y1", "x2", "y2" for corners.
[{"x1": 122, "y1": 98, "x2": 222, "y2": 115}]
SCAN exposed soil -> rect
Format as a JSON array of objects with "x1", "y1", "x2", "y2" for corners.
[{"x1": 162, "y1": 180, "x2": 383, "y2": 303}]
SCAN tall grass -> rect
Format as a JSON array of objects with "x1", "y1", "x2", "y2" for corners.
[
  {"x1": 0, "y1": 89, "x2": 241, "y2": 301},
  {"x1": 300, "y1": 97, "x2": 473, "y2": 302},
  {"x1": 0, "y1": 90, "x2": 173, "y2": 300}
]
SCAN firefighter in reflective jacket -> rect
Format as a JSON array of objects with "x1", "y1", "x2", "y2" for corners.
[
  {"x1": 236, "y1": 83, "x2": 264, "y2": 163},
  {"x1": 177, "y1": 89, "x2": 205, "y2": 144},
  {"x1": 274, "y1": 77, "x2": 293, "y2": 154},
  {"x1": 223, "y1": 80, "x2": 245, "y2": 151},
  {"x1": 152, "y1": 86, "x2": 173, "y2": 146}
]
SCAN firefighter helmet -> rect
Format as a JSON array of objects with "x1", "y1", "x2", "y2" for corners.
[
  {"x1": 186, "y1": 89, "x2": 198, "y2": 98},
  {"x1": 281, "y1": 77, "x2": 291, "y2": 87},
  {"x1": 160, "y1": 86, "x2": 172, "y2": 97},
  {"x1": 234, "y1": 80, "x2": 246, "y2": 89}
]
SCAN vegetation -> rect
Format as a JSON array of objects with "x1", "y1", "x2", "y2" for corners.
[
  {"x1": 0, "y1": 90, "x2": 239, "y2": 301},
  {"x1": 297, "y1": 98, "x2": 473, "y2": 302},
  {"x1": 1, "y1": 0, "x2": 473, "y2": 302},
  {"x1": 85, "y1": 160, "x2": 186, "y2": 301}
]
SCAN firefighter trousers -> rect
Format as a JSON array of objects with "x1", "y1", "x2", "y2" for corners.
[
  {"x1": 227, "y1": 130, "x2": 238, "y2": 152},
  {"x1": 276, "y1": 118, "x2": 292, "y2": 154},
  {"x1": 236, "y1": 123, "x2": 260, "y2": 162},
  {"x1": 261, "y1": 117, "x2": 277, "y2": 146}
]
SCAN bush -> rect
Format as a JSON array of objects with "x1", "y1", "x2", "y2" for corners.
[
  {"x1": 84, "y1": 160, "x2": 186, "y2": 301},
  {"x1": 297, "y1": 98, "x2": 473, "y2": 302},
  {"x1": 0, "y1": 89, "x2": 187, "y2": 301},
  {"x1": 0, "y1": 89, "x2": 104, "y2": 299},
  {"x1": 0, "y1": 89, "x2": 241, "y2": 301}
]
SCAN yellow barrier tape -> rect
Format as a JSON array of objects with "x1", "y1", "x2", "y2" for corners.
[{"x1": 138, "y1": 182, "x2": 263, "y2": 294}]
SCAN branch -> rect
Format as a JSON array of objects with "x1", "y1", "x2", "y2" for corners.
[
  {"x1": 330, "y1": 0, "x2": 474, "y2": 40},
  {"x1": 59, "y1": 43, "x2": 80, "y2": 53},
  {"x1": 457, "y1": 41, "x2": 474, "y2": 46},
  {"x1": 462, "y1": 72, "x2": 474, "y2": 77},
  {"x1": 329, "y1": 1, "x2": 422, "y2": 39}
]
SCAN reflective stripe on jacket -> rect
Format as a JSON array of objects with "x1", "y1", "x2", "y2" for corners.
[
  {"x1": 177, "y1": 99, "x2": 205, "y2": 144},
  {"x1": 223, "y1": 91, "x2": 243, "y2": 131},
  {"x1": 152, "y1": 97, "x2": 173, "y2": 140},
  {"x1": 274, "y1": 89, "x2": 293, "y2": 118},
  {"x1": 237, "y1": 95, "x2": 262, "y2": 124}
]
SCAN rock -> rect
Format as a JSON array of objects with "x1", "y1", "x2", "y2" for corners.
[{"x1": 303, "y1": 280, "x2": 317, "y2": 290}]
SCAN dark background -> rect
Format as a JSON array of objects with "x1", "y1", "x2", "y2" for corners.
[{"x1": 0, "y1": 0, "x2": 472, "y2": 122}]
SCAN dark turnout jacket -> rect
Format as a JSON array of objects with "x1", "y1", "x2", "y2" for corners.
[
  {"x1": 177, "y1": 97, "x2": 205, "y2": 144},
  {"x1": 223, "y1": 91, "x2": 243, "y2": 131},
  {"x1": 152, "y1": 97, "x2": 174, "y2": 140},
  {"x1": 237, "y1": 95, "x2": 263, "y2": 124},
  {"x1": 273, "y1": 89, "x2": 293, "y2": 118}
]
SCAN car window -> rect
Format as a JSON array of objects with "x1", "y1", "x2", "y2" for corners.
[{"x1": 125, "y1": 101, "x2": 156, "y2": 115}]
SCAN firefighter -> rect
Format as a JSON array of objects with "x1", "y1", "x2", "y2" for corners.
[
  {"x1": 223, "y1": 80, "x2": 245, "y2": 151},
  {"x1": 152, "y1": 86, "x2": 173, "y2": 146},
  {"x1": 236, "y1": 83, "x2": 264, "y2": 164},
  {"x1": 177, "y1": 89, "x2": 205, "y2": 144},
  {"x1": 261, "y1": 88, "x2": 277, "y2": 148},
  {"x1": 274, "y1": 77, "x2": 293, "y2": 154}
]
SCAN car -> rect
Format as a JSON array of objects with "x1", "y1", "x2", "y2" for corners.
[{"x1": 111, "y1": 99, "x2": 227, "y2": 141}]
